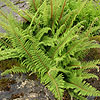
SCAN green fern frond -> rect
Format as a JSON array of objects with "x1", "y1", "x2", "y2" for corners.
[
  {"x1": 62, "y1": 38, "x2": 100, "y2": 58},
  {"x1": 36, "y1": 27, "x2": 51, "y2": 40},
  {"x1": 41, "y1": 72, "x2": 65, "y2": 100},
  {"x1": 81, "y1": 60, "x2": 100, "y2": 72},
  {"x1": 49, "y1": 21, "x2": 86, "y2": 58},
  {"x1": 41, "y1": 0, "x2": 50, "y2": 26},
  {"x1": 54, "y1": 24, "x2": 66, "y2": 39},
  {"x1": 81, "y1": 72, "x2": 99, "y2": 80},
  {"x1": 22, "y1": 45, "x2": 65, "y2": 100},
  {"x1": 65, "y1": 78, "x2": 100, "y2": 97},
  {"x1": 0, "y1": 48, "x2": 19, "y2": 61},
  {"x1": 67, "y1": 0, "x2": 88, "y2": 29},
  {"x1": 39, "y1": 36, "x2": 55, "y2": 46},
  {"x1": 60, "y1": 9, "x2": 78, "y2": 26},
  {"x1": 68, "y1": 90, "x2": 88, "y2": 100},
  {"x1": 1, "y1": 66, "x2": 27, "y2": 76}
]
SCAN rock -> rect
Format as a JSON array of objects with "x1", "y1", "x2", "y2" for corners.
[
  {"x1": 2, "y1": 98, "x2": 7, "y2": 100},
  {"x1": 87, "y1": 96, "x2": 95, "y2": 100},
  {"x1": 0, "y1": 26, "x2": 6, "y2": 33},
  {"x1": 0, "y1": 0, "x2": 28, "y2": 33},
  {"x1": 0, "y1": 71, "x2": 55, "y2": 100},
  {"x1": 28, "y1": 93, "x2": 38, "y2": 98}
]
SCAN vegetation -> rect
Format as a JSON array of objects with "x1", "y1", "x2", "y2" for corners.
[{"x1": 0, "y1": 0, "x2": 100, "y2": 100}]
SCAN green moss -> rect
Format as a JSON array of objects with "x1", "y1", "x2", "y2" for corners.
[
  {"x1": 83, "y1": 36, "x2": 100, "y2": 61},
  {"x1": 90, "y1": 36, "x2": 100, "y2": 43},
  {"x1": 0, "y1": 59, "x2": 20, "y2": 71},
  {"x1": 84, "y1": 48, "x2": 100, "y2": 61}
]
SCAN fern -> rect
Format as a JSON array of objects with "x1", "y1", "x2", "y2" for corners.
[
  {"x1": 65, "y1": 78, "x2": 100, "y2": 96},
  {"x1": 0, "y1": 48, "x2": 19, "y2": 60},
  {"x1": 1, "y1": 66, "x2": 28, "y2": 75},
  {"x1": 0, "y1": 0, "x2": 100, "y2": 100}
]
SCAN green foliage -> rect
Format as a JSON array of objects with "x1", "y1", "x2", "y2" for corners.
[
  {"x1": 66, "y1": 0, "x2": 100, "y2": 27},
  {"x1": 0, "y1": 0, "x2": 100, "y2": 100}
]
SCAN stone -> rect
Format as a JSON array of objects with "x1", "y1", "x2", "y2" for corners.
[{"x1": 28, "y1": 93, "x2": 38, "y2": 98}]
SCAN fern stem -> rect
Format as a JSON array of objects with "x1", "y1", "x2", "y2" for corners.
[
  {"x1": 69, "y1": 81, "x2": 89, "y2": 92},
  {"x1": 52, "y1": 26, "x2": 76, "y2": 58},
  {"x1": 81, "y1": 65, "x2": 99, "y2": 71},
  {"x1": 21, "y1": 10, "x2": 32, "y2": 20},
  {"x1": 63, "y1": 38, "x2": 85, "y2": 57},
  {"x1": 16, "y1": 35, "x2": 32, "y2": 58},
  {"x1": 68, "y1": 0, "x2": 88, "y2": 29},
  {"x1": 12, "y1": 27, "x2": 49, "y2": 73},
  {"x1": 58, "y1": 0, "x2": 67, "y2": 23},
  {"x1": 0, "y1": 10, "x2": 8, "y2": 19},
  {"x1": 63, "y1": 10, "x2": 77, "y2": 25},
  {"x1": 33, "y1": 0, "x2": 37, "y2": 11},
  {"x1": 1, "y1": 0, "x2": 27, "y2": 21},
  {"x1": 17, "y1": 10, "x2": 29, "y2": 21},
  {"x1": 48, "y1": 67, "x2": 70, "y2": 74},
  {"x1": 61, "y1": 10, "x2": 77, "y2": 35},
  {"x1": 35, "y1": 52, "x2": 49, "y2": 71},
  {"x1": 47, "y1": 72, "x2": 61, "y2": 100},
  {"x1": 71, "y1": 96, "x2": 73, "y2": 100},
  {"x1": 50, "y1": 0, "x2": 53, "y2": 19},
  {"x1": 63, "y1": 45, "x2": 75, "y2": 57},
  {"x1": 86, "y1": 17, "x2": 98, "y2": 36},
  {"x1": 40, "y1": 0, "x2": 42, "y2": 5},
  {"x1": 11, "y1": 27, "x2": 33, "y2": 59}
]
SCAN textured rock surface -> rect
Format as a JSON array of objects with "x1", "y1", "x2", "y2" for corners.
[{"x1": 0, "y1": 71, "x2": 55, "y2": 100}]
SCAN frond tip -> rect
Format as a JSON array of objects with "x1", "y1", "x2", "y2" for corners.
[
  {"x1": 1, "y1": 66, "x2": 27, "y2": 76},
  {"x1": 65, "y1": 79, "x2": 100, "y2": 97}
]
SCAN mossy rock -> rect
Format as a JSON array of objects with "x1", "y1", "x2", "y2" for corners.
[
  {"x1": 90, "y1": 35, "x2": 100, "y2": 43},
  {"x1": 84, "y1": 48, "x2": 100, "y2": 61},
  {"x1": 83, "y1": 36, "x2": 100, "y2": 61},
  {"x1": 0, "y1": 78, "x2": 16, "y2": 91},
  {"x1": 0, "y1": 59, "x2": 20, "y2": 71}
]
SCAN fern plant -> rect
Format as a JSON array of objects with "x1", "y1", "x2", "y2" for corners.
[
  {"x1": 0, "y1": 0, "x2": 100, "y2": 100},
  {"x1": 65, "y1": 0, "x2": 100, "y2": 28}
]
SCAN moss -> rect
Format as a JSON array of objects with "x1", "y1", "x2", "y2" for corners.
[
  {"x1": 83, "y1": 36, "x2": 100, "y2": 61},
  {"x1": 84, "y1": 48, "x2": 100, "y2": 61},
  {"x1": 0, "y1": 59, "x2": 20, "y2": 71},
  {"x1": 90, "y1": 35, "x2": 100, "y2": 43}
]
